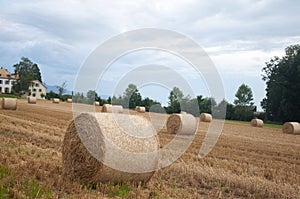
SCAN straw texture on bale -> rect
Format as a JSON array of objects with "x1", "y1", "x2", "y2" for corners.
[
  {"x1": 166, "y1": 113, "x2": 197, "y2": 135},
  {"x1": 27, "y1": 96, "x2": 37, "y2": 104},
  {"x1": 135, "y1": 106, "x2": 140, "y2": 111},
  {"x1": 94, "y1": 101, "x2": 100, "y2": 106},
  {"x1": 251, "y1": 119, "x2": 264, "y2": 127},
  {"x1": 101, "y1": 104, "x2": 123, "y2": 113},
  {"x1": 62, "y1": 113, "x2": 158, "y2": 184},
  {"x1": 52, "y1": 98, "x2": 60, "y2": 103},
  {"x1": 1, "y1": 98, "x2": 17, "y2": 110},
  {"x1": 283, "y1": 122, "x2": 300, "y2": 134},
  {"x1": 67, "y1": 98, "x2": 72, "y2": 103},
  {"x1": 200, "y1": 113, "x2": 212, "y2": 122},
  {"x1": 136, "y1": 106, "x2": 146, "y2": 113}
]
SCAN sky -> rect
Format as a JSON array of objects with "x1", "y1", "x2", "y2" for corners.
[{"x1": 1, "y1": 0, "x2": 300, "y2": 109}]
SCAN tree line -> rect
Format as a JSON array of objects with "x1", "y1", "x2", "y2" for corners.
[{"x1": 9, "y1": 44, "x2": 300, "y2": 123}]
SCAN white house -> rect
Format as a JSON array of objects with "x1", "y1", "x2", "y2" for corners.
[
  {"x1": 28, "y1": 80, "x2": 47, "y2": 99},
  {"x1": 0, "y1": 68, "x2": 17, "y2": 94}
]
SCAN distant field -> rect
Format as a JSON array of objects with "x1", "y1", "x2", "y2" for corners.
[
  {"x1": 0, "y1": 99, "x2": 299, "y2": 198},
  {"x1": 0, "y1": 94, "x2": 20, "y2": 98}
]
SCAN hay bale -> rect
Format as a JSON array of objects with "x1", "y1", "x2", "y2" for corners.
[
  {"x1": 137, "y1": 106, "x2": 146, "y2": 113},
  {"x1": 251, "y1": 119, "x2": 264, "y2": 127},
  {"x1": 62, "y1": 113, "x2": 158, "y2": 184},
  {"x1": 52, "y1": 98, "x2": 60, "y2": 103},
  {"x1": 135, "y1": 106, "x2": 140, "y2": 111},
  {"x1": 166, "y1": 113, "x2": 197, "y2": 135},
  {"x1": 27, "y1": 96, "x2": 37, "y2": 104},
  {"x1": 180, "y1": 111, "x2": 187, "y2": 114},
  {"x1": 67, "y1": 98, "x2": 72, "y2": 103},
  {"x1": 200, "y1": 113, "x2": 212, "y2": 122},
  {"x1": 1, "y1": 98, "x2": 17, "y2": 110},
  {"x1": 102, "y1": 104, "x2": 123, "y2": 113},
  {"x1": 94, "y1": 101, "x2": 100, "y2": 106},
  {"x1": 283, "y1": 122, "x2": 300, "y2": 134}
]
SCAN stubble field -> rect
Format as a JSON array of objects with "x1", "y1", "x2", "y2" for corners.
[{"x1": 0, "y1": 99, "x2": 299, "y2": 198}]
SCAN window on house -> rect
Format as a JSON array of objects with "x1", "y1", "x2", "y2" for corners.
[
  {"x1": 0, "y1": 74, "x2": 2, "y2": 77},
  {"x1": 5, "y1": 80, "x2": 9, "y2": 85},
  {"x1": 0, "y1": 80, "x2": 2, "y2": 84},
  {"x1": 39, "y1": 89, "x2": 42, "y2": 92},
  {"x1": 35, "y1": 83, "x2": 39, "y2": 87},
  {"x1": 5, "y1": 88, "x2": 9, "y2": 93},
  {"x1": 0, "y1": 87, "x2": 2, "y2": 93},
  {"x1": 33, "y1": 88, "x2": 37, "y2": 92}
]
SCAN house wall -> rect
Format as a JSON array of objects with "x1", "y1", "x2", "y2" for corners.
[
  {"x1": 0, "y1": 78, "x2": 15, "y2": 94},
  {"x1": 28, "y1": 80, "x2": 46, "y2": 99}
]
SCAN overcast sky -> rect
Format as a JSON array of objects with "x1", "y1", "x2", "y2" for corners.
[{"x1": 1, "y1": 0, "x2": 300, "y2": 109}]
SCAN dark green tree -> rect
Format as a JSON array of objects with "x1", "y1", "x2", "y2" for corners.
[
  {"x1": 122, "y1": 84, "x2": 142, "y2": 108},
  {"x1": 233, "y1": 84, "x2": 254, "y2": 121},
  {"x1": 86, "y1": 90, "x2": 98, "y2": 104},
  {"x1": 12, "y1": 57, "x2": 42, "y2": 95},
  {"x1": 165, "y1": 87, "x2": 184, "y2": 114},
  {"x1": 262, "y1": 44, "x2": 300, "y2": 122}
]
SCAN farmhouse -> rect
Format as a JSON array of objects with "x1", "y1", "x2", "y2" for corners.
[
  {"x1": 28, "y1": 80, "x2": 47, "y2": 99},
  {"x1": 0, "y1": 68, "x2": 46, "y2": 99},
  {"x1": 0, "y1": 68, "x2": 17, "y2": 94}
]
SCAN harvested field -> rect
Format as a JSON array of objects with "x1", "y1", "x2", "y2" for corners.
[{"x1": 0, "y1": 99, "x2": 299, "y2": 198}]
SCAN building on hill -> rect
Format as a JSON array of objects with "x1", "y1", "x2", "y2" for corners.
[
  {"x1": 0, "y1": 68, "x2": 17, "y2": 94},
  {"x1": 28, "y1": 80, "x2": 47, "y2": 99}
]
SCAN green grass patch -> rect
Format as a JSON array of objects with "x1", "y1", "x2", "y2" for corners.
[
  {"x1": 226, "y1": 120, "x2": 282, "y2": 129},
  {"x1": 109, "y1": 183, "x2": 130, "y2": 198},
  {"x1": 0, "y1": 94, "x2": 20, "y2": 99}
]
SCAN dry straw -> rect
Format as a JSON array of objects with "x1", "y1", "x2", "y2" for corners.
[
  {"x1": 251, "y1": 119, "x2": 264, "y2": 127},
  {"x1": 200, "y1": 113, "x2": 212, "y2": 122},
  {"x1": 62, "y1": 113, "x2": 158, "y2": 184},
  {"x1": 94, "y1": 101, "x2": 100, "y2": 106},
  {"x1": 101, "y1": 104, "x2": 123, "y2": 113},
  {"x1": 136, "y1": 106, "x2": 146, "y2": 113},
  {"x1": 67, "y1": 98, "x2": 72, "y2": 103},
  {"x1": 1, "y1": 98, "x2": 17, "y2": 110},
  {"x1": 52, "y1": 98, "x2": 60, "y2": 103},
  {"x1": 27, "y1": 96, "x2": 37, "y2": 104},
  {"x1": 283, "y1": 122, "x2": 300, "y2": 134},
  {"x1": 166, "y1": 113, "x2": 197, "y2": 135}
]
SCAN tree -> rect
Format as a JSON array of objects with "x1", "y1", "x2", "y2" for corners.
[
  {"x1": 165, "y1": 87, "x2": 184, "y2": 114},
  {"x1": 234, "y1": 84, "x2": 254, "y2": 106},
  {"x1": 122, "y1": 84, "x2": 142, "y2": 108},
  {"x1": 86, "y1": 90, "x2": 98, "y2": 105},
  {"x1": 57, "y1": 81, "x2": 67, "y2": 97},
  {"x1": 262, "y1": 44, "x2": 300, "y2": 122},
  {"x1": 12, "y1": 57, "x2": 42, "y2": 95},
  {"x1": 233, "y1": 84, "x2": 254, "y2": 121}
]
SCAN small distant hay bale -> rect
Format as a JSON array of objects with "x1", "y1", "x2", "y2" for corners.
[
  {"x1": 251, "y1": 119, "x2": 264, "y2": 127},
  {"x1": 135, "y1": 106, "x2": 140, "y2": 111},
  {"x1": 1, "y1": 98, "x2": 17, "y2": 110},
  {"x1": 283, "y1": 122, "x2": 300, "y2": 134},
  {"x1": 166, "y1": 113, "x2": 197, "y2": 135},
  {"x1": 136, "y1": 106, "x2": 146, "y2": 113},
  {"x1": 200, "y1": 113, "x2": 212, "y2": 122},
  {"x1": 94, "y1": 101, "x2": 100, "y2": 106},
  {"x1": 62, "y1": 113, "x2": 158, "y2": 184},
  {"x1": 102, "y1": 104, "x2": 123, "y2": 113},
  {"x1": 52, "y1": 98, "x2": 60, "y2": 103},
  {"x1": 27, "y1": 96, "x2": 37, "y2": 104},
  {"x1": 67, "y1": 98, "x2": 72, "y2": 103}
]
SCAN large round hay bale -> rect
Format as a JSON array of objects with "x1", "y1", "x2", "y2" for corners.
[
  {"x1": 62, "y1": 113, "x2": 158, "y2": 184},
  {"x1": 137, "y1": 106, "x2": 146, "y2": 113},
  {"x1": 166, "y1": 113, "x2": 197, "y2": 135},
  {"x1": 52, "y1": 98, "x2": 60, "y2": 103},
  {"x1": 251, "y1": 119, "x2": 264, "y2": 127},
  {"x1": 283, "y1": 122, "x2": 300, "y2": 134},
  {"x1": 1, "y1": 98, "x2": 17, "y2": 110},
  {"x1": 67, "y1": 98, "x2": 72, "y2": 103},
  {"x1": 200, "y1": 113, "x2": 212, "y2": 122},
  {"x1": 135, "y1": 106, "x2": 140, "y2": 111},
  {"x1": 27, "y1": 96, "x2": 37, "y2": 104},
  {"x1": 94, "y1": 101, "x2": 100, "y2": 106},
  {"x1": 102, "y1": 104, "x2": 123, "y2": 113}
]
